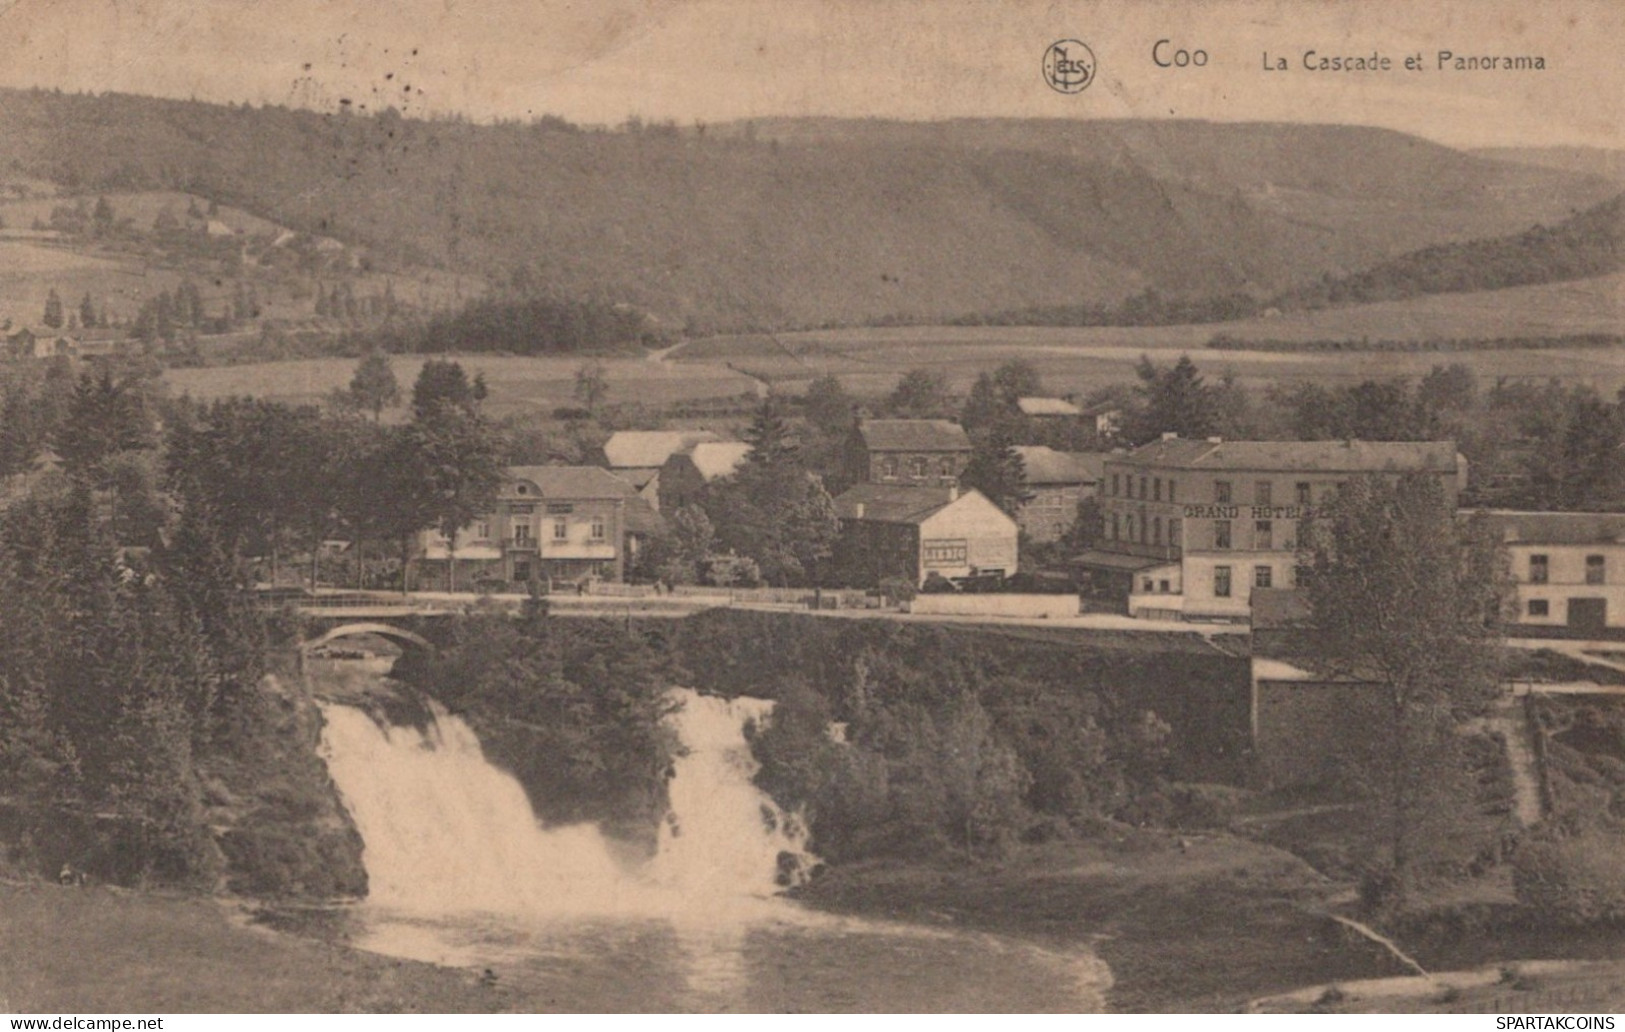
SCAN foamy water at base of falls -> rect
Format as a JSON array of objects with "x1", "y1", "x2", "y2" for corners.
[{"x1": 317, "y1": 686, "x2": 1111, "y2": 1012}]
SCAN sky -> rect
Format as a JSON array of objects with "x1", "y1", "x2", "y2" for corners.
[{"x1": 0, "y1": 0, "x2": 1619, "y2": 150}]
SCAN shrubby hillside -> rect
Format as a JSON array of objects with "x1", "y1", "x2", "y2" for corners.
[
  {"x1": 0, "y1": 90, "x2": 1612, "y2": 331},
  {"x1": 1278, "y1": 194, "x2": 1623, "y2": 309}
]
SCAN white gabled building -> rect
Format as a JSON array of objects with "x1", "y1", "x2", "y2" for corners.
[
  {"x1": 1479, "y1": 511, "x2": 1625, "y2": 636},
  {"x1": 833, "y1": 484, "x2": 1019, "y2": 587}
]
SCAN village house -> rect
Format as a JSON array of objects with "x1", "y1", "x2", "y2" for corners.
[
  {"x1": 1079, "y1": 435, "x2": 1465, "y2": 621},
  {"x1": 1479, "y1": 510, "x2": 1625, "y2": 637},
  {"x1": 657, "y1": 440, "x2": 751, "y2": 513},
  {"x1": 5, "y1": 327, "x2": 78, "y2": 360},
  {"x1": 600, "y1": 429, "x2": 723, "y2": 511},
  {"x1": 416, "y1": 466, "x2": 660, "y2": 590},
  {"x1": 833, "y1": 483, "x2": 1019, "y2": 587},
  {"x1": 845, "y1": 418, "x2": 973, "y2": 488},
  {"x1": 1012, "y1": 446, "x2": 1102, "y2": 544}
]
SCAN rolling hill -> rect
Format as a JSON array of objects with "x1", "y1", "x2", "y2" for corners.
[{"x1": 0, "y1": 90, "x2": 1616, "y2": 331}]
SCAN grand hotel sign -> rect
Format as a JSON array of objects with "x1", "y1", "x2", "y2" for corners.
[{"x1": 1181, "y1": 504, "x2": 1321, "y2": 520}]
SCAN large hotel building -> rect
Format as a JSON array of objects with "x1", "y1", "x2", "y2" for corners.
[{"x1": 1079, "y1": 436, "x2": 1466, "y2": 621}]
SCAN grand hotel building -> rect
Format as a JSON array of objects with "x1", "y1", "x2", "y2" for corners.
[{"x1": 1079, "y1": 436, "x2": 1466, "y2": 620}]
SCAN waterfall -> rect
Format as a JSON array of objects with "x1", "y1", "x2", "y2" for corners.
[
  {"x1": 318, "y1": 688, "x2": 812, "y2": 919},
  {"x1": 650, "y1": 694, "x2": 812, "y2": 898}
]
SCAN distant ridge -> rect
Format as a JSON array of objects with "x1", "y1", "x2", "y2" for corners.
[
  {"x1": 1474, "y1": 146, "x2": 1625, "y2": 184},
  {"x1": 0, "y1": 90, "x2": 1614, "y2": 332}
]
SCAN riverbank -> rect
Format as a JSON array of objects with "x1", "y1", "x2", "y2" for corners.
[
  {"x1": 0, "y1": 880, "x2": 512, "y2": 1013},
  {"x1": 790, "y1": 828, "x2": 1625, "y2": 1013},
  {"x1": 790, "y1": 828, "x2": 1396, "y2": 1011}
]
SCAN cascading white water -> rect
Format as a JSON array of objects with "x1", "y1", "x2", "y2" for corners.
[
  {"x1": 317, "y1": 688, "x2": 812, "y2": 919},
  {"x1": 650, "y1": 694, "x2": 811, "y2": 899},
  {"x1": 315, "y1": 682, "x2": 1113, "y2": 1010}
]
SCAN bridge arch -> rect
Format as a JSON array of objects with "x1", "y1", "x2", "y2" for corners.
[{"x1": 304, "y1": 622, "x2": 435, "y2": 656}]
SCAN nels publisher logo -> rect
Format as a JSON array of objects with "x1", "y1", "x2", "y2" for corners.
[{"x1": 1042, "y1": 39, "x2": 1096, "y2": 94}]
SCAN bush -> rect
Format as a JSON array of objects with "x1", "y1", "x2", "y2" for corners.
[
  {"x1": 1513, "y1": 831, "x2": 1625, "y2": 924},
  {"x1": 876, "y1": 576, "x2": 917, "y2": 604},
  {"x1": 1168, "y1": 782, "x2": 1252, "y2": 829}
]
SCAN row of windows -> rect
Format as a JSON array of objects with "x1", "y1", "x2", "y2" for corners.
[
  {"x1": 1528, "y1": 554, "x2": 1608, "y2": 585},
  {"x1": 1110, "y1": 512, "x2": 1184, "y2": 546},
  {"x1": 1108, "y1": 474, "x2": 1323, "y2": 505},
  {"x1": 1109, "y1": 512, "x2": 1292, "y2": 551},
  {"x1": 478, "y1": 517, "x2": 608, "y2": 542},
  {"x1": 881, "y1": 456, "x2": 957, "y2": 478},
  {"x1": 1110, "y1": 473, "x2": 1178, "y2": 502},
  {"x1": 1210, "y1": 564, "x2": 1278, "y2": 598}
]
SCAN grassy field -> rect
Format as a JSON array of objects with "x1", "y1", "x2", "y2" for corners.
[
  {"x1": 163, "y1": 353, "x2": 762, "y2": 419},
  {"x1": 158, "y1": 273, "x2": 1625, "y2": 414},
  {"x1": 681, "y1": 275, "x2": 1625, "y2": 398},
  {"x1": 0, "y1": 239, "x2": 190, "y2": 329}
]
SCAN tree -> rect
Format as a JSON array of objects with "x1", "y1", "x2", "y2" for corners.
[
  {"x1": 1130, "y1": 354, "x2": 1217, "y2": 443},
  {"x1": 407, "y1": 405, "x2": 503, "y2": 591},
  {"x1": 991, "y1": 359, "x2": 1043, "y2": 407},
  {"x1": 92, "y1": 196, "x2": 114, "y2": 237},
  {"x1": 42, "y1": 288, "x2": 64, "y2": 329},
  {"x1": 411, "y1": 358, "x2": 478, "y2": 420},
  {"x1": 802, "y1": 374, "x2": 855, "y2": 437},
  {"x1": 347, "y1": 351, "x2": 401, "y2": 422},
  {"x1": 886, "y1": 368, "x2": 951, "y2": 419},
  {"x1": 960, "y1": 424, "x2": 1030, "y2": 516},
  {"x1": 572, "y1": 361, "x2": 609, "y2": 413},
  {"x1": 1298, "y1": 473, "x2": 1507, "y2": 909},
  {"x1": 1063, "y1": 496, "x2": 1104, "y2": 551},
  {"x1": 638, "y1": 504, "x2": 713, "y2": 585},
  {"x1": 54, "y1": 368, "x2": 155, "y2": 486},
  {"x1": 708, "y1": 465, "x2": 840, "y2": 587},
  {"x1": 960, "y1": 372, "x2": 1005, "y2": 432},
  {"x1": 78, "y1": 293, "x2": 97, "y2": 329},
  {"x1": 741, "y1": 397, "x2": 798, "y2": 469}
]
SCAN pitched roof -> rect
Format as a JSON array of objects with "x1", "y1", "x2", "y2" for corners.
[
  {"x1": 834, "y1": 483, "x2": 959, "y2": 524},
  {"x1": 1115, "y1": 436, "x2": 1459, "y2": 474},
  {"x1": 610, "y1": 467, "x2": 660, "y2": 491},
  {"x1": 686, "y1": 441, "x2": 752, "y2": 480},
  {"x1": 1068, "y1": 549, "x2": 1170, "y2": 573},
  {"x1": 624, "y1": 496, "x2": 666, "y2": 536},
  {"x1": 858, "y1": 419, "x2": 972, "y2": 453},
  {"x1": 1014, "y1": 446, "x2": 1104, "y2": 485},
  {"x1": 1477, "y1": 510, "x2": 1625, "y2": 546},
  {"x1": 602, "y1": 429, "x2": 722, "y2": 468},
  {"x1": 1017, "y1": 396, "x2": 1082, "y2": 417},
  {"x1": 505, "y1": 465, "x2": 638, "y2": 499}
]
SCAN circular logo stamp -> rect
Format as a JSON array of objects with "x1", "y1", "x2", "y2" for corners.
[{"x1": 1042, "y1": 39, "x2": 1097, "y2": 94}]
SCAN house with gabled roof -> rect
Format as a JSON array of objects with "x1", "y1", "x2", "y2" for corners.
[
  {"x1": 658, "y1": 440, "x2": 752, "y2": 513},
  {"x1": 832, "y1": 483, "x2": 1017, "y2": 587},
  {"x1": 1478, "y1": 510, "x2": 1625, "y2": 637},
  {"x1": 417, "y1": 465, "x2": 660, "y2": 589},
  {"x1": 1012, "y1": 446, "x2": 1102, "y2": 543},
  {"x1": 601, "y1": 429, "x2": 724, "y2": 510},
  {"x1": 845, "y1": 418, "x2": 973, "y2": 489}
]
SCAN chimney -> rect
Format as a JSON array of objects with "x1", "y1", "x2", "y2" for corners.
[
  {"x1": 1160, "y1": 431, "x2": 1177, "y2": 441},
  {"x1": 854, "y1": 502, "x2": 866, "y2": 519},
  {"x1": 948, "y1": 485, "x2": 959, "y2": 501}
]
